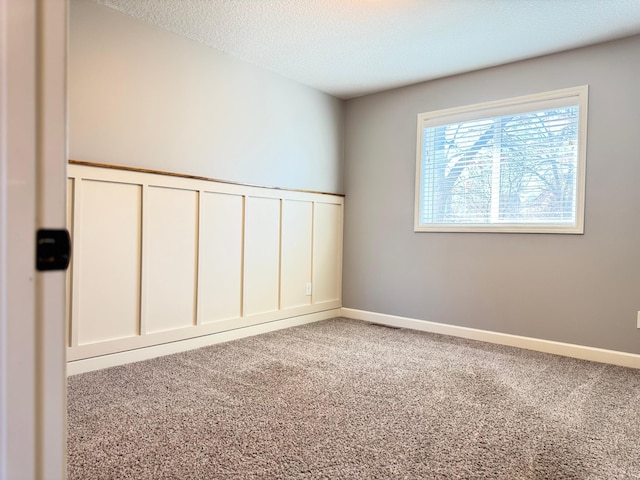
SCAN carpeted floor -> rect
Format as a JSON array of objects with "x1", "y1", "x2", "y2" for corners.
[{"x1": 67, "y1": 317, "x2": 640, "y2": 479}]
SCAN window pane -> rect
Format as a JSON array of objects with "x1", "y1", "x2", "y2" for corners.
[{"x1": 498, "y1": 108, "x2": 578, "y2": 223}]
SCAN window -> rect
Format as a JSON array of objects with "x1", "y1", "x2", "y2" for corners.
[{"x1": 415, "y1": 86, "x2": 588, "y2": 233}]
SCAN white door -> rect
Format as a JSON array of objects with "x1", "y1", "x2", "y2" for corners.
[{"x1": 0, "y1": 1, "x2": 68, "y2": 479}]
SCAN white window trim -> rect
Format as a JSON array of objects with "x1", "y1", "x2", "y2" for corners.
[{"x1": 414, "y1": 85, "x2": 589, "y2": 234}]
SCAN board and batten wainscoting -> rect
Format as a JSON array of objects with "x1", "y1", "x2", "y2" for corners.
[{"x1": 66, "y1": 161, "x2": 343, "y2": 373}]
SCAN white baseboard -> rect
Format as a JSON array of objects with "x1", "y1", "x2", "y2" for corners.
[
  {"x1": 341, "y1": 308, "x2": 640, "y2": 369},
  {"x1": 67, "y1": 309, "x2": 341, "y2": 375},
  {"x1": 69, "y1": 307, "x2": 640, "y2": 374}
]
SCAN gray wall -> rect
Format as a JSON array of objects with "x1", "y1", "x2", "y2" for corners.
[
  {"x1": 69, "y1": 0, "x2": 344, "y2": 194},
  {"x1": 343, "y1": 35, "x2": 640, "y2": 354}
]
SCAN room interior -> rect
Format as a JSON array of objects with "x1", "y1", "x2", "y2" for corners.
[
  {"x1": 68, "y1": 0, "x2": 640, "y2": 371},
  {"x1": 64, "y1": 0, "x2": 640, "y2": 476}
]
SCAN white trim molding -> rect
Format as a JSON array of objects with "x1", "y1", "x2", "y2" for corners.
[
  {"x1": 341, "y1": 308, "x2": 640, "y2": 369},
  {"x1": 68, "y1": 308, "x2": 341, "y2": 375}
]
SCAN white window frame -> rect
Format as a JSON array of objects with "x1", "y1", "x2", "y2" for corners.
[{"x1": 414, "y1": 86, "x2": 589, "y2": 234}]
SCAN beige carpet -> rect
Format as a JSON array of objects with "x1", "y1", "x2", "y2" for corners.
[{"x1": 67, "y1": 318, "x2": 640, "y2": 479}]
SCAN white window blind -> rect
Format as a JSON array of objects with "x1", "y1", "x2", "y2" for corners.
[{"x1": 415, "y1": 86, "x2": 588, "y2": 233}]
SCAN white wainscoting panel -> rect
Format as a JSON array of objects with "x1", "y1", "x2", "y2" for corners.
[
  {"x1": 145, "y1": 186, "x2": 198, "y2": 334},
  {"x1": 281, "y1": 200, "x2": 313, "y2": 309},
  {"x1": 66, "y1": 178, "x2": 74, "y2": 347},
  {"x1": 243, "y1": 196, "x2": 281, "y2": 317},
  {"x1": 67, "y1": 162, "x2": 344, "y2": 364},
  {"x1": 75, "y1": 179, "x2": 142, "y2": 345},
  {"x1": 198, "y1": 192, "x2": 243, "y2": 324},
  {"x1": 313, "y1": 202, "x2": 343, "y2": 304}
]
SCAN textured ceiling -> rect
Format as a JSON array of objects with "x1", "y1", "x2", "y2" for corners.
[{"x1": 94, "y1": 0, "x2": 640, "y2": 99}]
